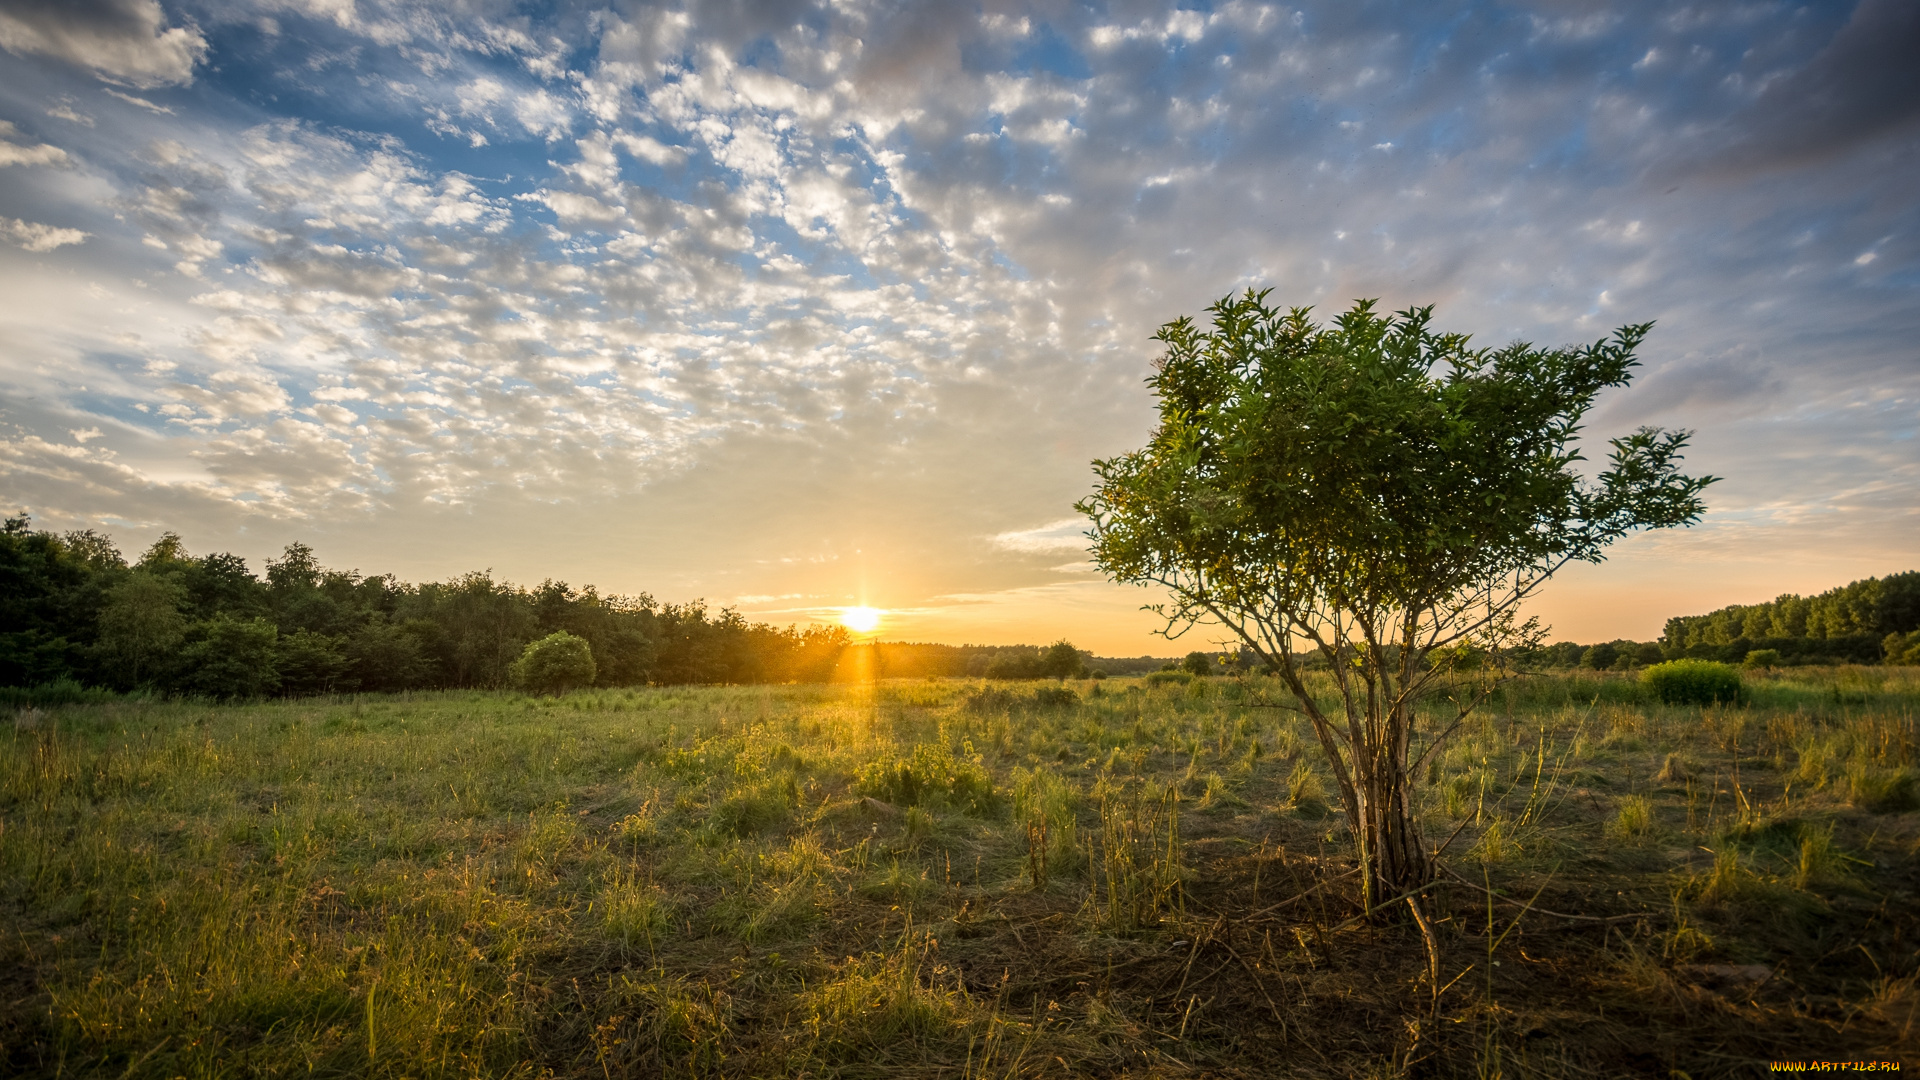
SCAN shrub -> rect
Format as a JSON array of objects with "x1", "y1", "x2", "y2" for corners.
[
  {"x1": 1641, "y1": 659, "x2": 1742, "y2": 706},
  {"x1": 1030, "y1": 685, "x2": 1079, "y2": 709},
  {"x1": 1742, "y1": 648, "x2": 1780, "y2": 670},
  {"x1": 854, "y1": 743, "x2": 995, "y2": 815},
  {"x1": 512, "y1": 631, "x2": 596, "y2": 694}
]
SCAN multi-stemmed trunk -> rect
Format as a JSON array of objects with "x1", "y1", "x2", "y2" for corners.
[
  {"x1": 1351, "y1": 738, "x2": 1432, "y2": 906},
  {"x1": 1269, "y1": 640, "x2": 1436, "y2": 909}
]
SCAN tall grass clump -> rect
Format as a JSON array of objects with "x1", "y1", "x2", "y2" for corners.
[
  {"x1": 1846, "y1": 765, "x2": 1919, "y2": 813},
  {"x1": 1642, "y1": 660, "x2": 1743, "y2": 706},
  {"x1": 1087, "y1": 783, "x2": 1183, "y2": 931},
  {"x1": 853, "y1": 740, "x2": 996, "y2": 814}
]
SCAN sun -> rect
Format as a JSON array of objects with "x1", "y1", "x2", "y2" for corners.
[{"x1": 839, "y1": 606, "x2": 882, "y2": 634}]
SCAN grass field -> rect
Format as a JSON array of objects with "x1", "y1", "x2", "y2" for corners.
[{"x1": 3, "y1": 668, "x2": 1916, "y2": 1077}]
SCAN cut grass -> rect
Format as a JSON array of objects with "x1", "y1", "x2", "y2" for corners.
[{"x1": 1, "y1": 669, "x2": 1916, "y2": 1077}]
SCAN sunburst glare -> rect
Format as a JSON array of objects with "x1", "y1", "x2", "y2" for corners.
[{"x1": 839, "y1": 606, "x2": 882, "y2": 634}]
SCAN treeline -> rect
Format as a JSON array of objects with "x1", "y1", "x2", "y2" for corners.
[
  {"x1": 1, "y1": 516, "x2": 847, "y2": 697},
  {"x1": 1507, "y1": 571, "x2": 1920, "y2": 670},
  {"x1": 856, "y1": 644, "x2": 1168, "y2": 679},
  {"x1": 1660, "y1": 571, "x2": 1920, "y2": 667}
]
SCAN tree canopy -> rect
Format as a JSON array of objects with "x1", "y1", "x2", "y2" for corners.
[{"x1": 1079, "y1": 292, "x2": 1716, "y2": 898}]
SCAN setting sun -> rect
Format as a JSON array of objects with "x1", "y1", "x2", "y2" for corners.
[{"x1": 839, "y1": 606, "x2": 882, "y2": 634}]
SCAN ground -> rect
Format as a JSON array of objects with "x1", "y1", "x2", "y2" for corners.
[{"x1": 1, "y1": 668, "x2": 1915, "y2": 1077}]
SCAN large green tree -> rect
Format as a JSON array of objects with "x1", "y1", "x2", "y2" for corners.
[{"x1": 1078, "y1": 293, "x2": 1715, "y2": 902}]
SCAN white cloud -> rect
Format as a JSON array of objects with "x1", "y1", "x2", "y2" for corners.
[
  {"x1": 48, "y1": 99, "x2": 95, "y2": 126},
  {"x1": 991, "y1": 518, "x2": 1092, "y2": 555},
  {"x1": 0, "y1": 121, "x2": 71, "y2": 167},
  {"x1": 0, "y1": 0, "x2": 206, "y2": 88},
  {"x1": 1, "y1": 217, "x2": 88, "y2": 251},
  {"x1": 104, "y1": 87, "x2": 173, "y2": 114}
]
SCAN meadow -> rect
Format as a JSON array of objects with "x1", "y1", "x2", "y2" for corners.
[{"x1": 2, "y1": 668, "x2": 1915, "y2": 1078}]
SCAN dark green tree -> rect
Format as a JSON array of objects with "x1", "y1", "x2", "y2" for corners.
[
  {"x1": 343, "y1": 617, "x2": 433, "y2": 692},
  {"x1": 181, "y1": 615, "x2": 281, "y2": 699},
  {"x1": 1040, "y1": 640, "x2": 1086, "y2": 679},
  {"x1": 275, "y1": 630, "x2": 350, "y2": 696},
  {"x1": 0, "y1": 516, "x2": 121, "y2": 685},
  {"x1": 96, "y1": 571, "x2": 187, "y2": 687},
  {"x1": 1078, "y1": 293, "x2": 1715, "y2": 901}
]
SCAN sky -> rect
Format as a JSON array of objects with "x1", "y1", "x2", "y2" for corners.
[{"x1": 0, "y1": 0, "x2": 1914, "y2": 655}]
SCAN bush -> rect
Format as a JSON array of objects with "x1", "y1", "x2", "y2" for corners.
[
  {"x1": 1742, "y1": 648, "x2": 1780, "y2": 670},
  {"x1": 854, "y1": 742, "x2": 995, "y2": 815},
  {"x1": 0, "y1": 679, "x2": 122, "y2": 708},
  {"x1": 1641, "y1": 659, "x2": 1742, "y2": 706},
  {"x1": 512, "y1": 631, "x2": 596, "y2": 694},
  {"x1": 1030, "y1": 685, "x2": 1080, "y2": 709}
]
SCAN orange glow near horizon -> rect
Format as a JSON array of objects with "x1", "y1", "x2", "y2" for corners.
[{"x1": 839, "y1": 606, "x2": 882, "y2": 634}]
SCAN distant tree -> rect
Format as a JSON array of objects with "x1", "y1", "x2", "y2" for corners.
[
  {"x1": 135, "y1": 532, "x2": 187, "y2": 569},
  {"x1": 1080, "y1": 293, "x2": 1714, "y2": 901},
  {"x1": 0, "y1": 515, "x2": 124, "y2": 686},
  {"x1": 265, "y1": 542, "x2": 321, "y2": 591},
  {"x1": 1544, "y1": 642, "x2": 1585, "y2": 668},
  {"x1": 181, "y1": 615, "x2": 280, "y2": 699},
  {"x1": 1581, "y1": 643, "x2": 1619, "y2": 670},
  {"x1": 1181, "y1": 651, "x2": 1213, "y2": 677},
  {"x1": 409, "y1": 571, "x2": 536, "y2": 687},
  {"x1": 983, "y1": 648, "x2": 1047, "y2": 679},
  {"x1": 61, "y1": 529, "x2": 126, "y2": 572},
  {"x1": 344, "y1": 618, "x2": 433, "y2": 692},
  {"x1": 1040, "y1": 639, "x2": 1086, "y2": 679},
  {"x1": 96, "y1": 571, "x2": 187, "y2": 687},
  {"x1": 1662, "y1": 570, "x2": 1920, "y2": 652},
  {"x1": 276, "y1": 630, "x2": 350, "y2": 696},
  {"x1": 1883, "y1": 631, "x2": 1920, "y2": 666},
  {"x1": 512, "y1": 631, "x2": 596, "y2": 694}
]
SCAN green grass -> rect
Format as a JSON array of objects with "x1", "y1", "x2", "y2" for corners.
[{"x1": 3, "y1": 670, "x2": 1917, "y2": 1077}]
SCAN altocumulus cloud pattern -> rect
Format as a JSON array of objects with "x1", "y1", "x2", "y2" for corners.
[{"x1": 0, "y1": 0, "x2": 1914, "y2": 644}]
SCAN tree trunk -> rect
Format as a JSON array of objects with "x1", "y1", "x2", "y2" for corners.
[{"x1": 1356, "y1": 751, "x2": 1433, "y2": 907}]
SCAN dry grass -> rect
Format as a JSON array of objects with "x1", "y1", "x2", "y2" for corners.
[{"x1": 1, "y1": 668, "x2": 1916, "y2": 1077}]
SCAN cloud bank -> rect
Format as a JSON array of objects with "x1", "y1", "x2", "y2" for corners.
[{"x1": 0, "y1": 0, "x2": 1913, "y2": 650}]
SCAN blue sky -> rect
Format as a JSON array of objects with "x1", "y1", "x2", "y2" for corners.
[{"x1": 0, "y1": 0, "x2": 1914, "y2": 651}]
